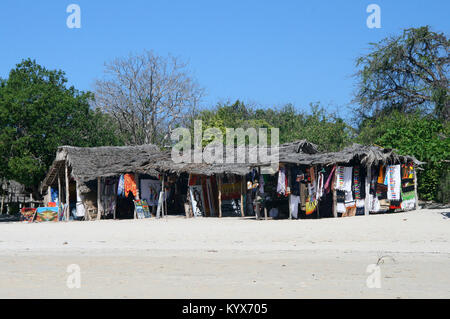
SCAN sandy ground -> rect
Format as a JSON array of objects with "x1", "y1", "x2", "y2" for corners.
[{"x1": 0, "y1": 208, "x2": 449, "y2": 299}]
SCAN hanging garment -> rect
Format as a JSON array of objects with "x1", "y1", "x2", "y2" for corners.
[
  {"x1": 300, "y1": 183, "x2": 307, "y2": 210},
  {"x1": 324, "y1": 166, "x2": 336, "y2": 194},
  {"x1": 277, "y1": 167, "x2": 287, "y2": 195},
  {"x1": 353, "y1": 166, "x2": 361, "y2": 200},
  {"x1": 259, "y1": 174, "x2": 265, "y2": 194},
  {"x1": 387, "y1": 165, "x2": 401, "y2": 201},
  {"x1": 305, "y1": 199, "x2": 317, "y2": 215},
  {"x1": 309, "y1": 167, "x2": 316, "y2": 183},
  {"x1": 75, "y1": 186, "x2": 85, "y2": 218},
  {"x1": 336, "y1": 166, "x2": 352, "y2": 192},
  {"x1": 377, "y1": 165, "x2": 385, "y2": 184},
  {"x1": 124, "y1": 174, "x2": 137, "y2": 197},
  {"x1": 117, "y1": 175, "x2": 125, "y2": 197},
  {"x1": 368, "y1": 193, "x2": 380, "y2": 212},
  {"x1": 401, "y1": 190, "x2": 416, "y2": 210},
  {"x1": 317, "y1": 172, "x2": 324, "y2": 199},
  {"x1": 289, "y1": 195, "x2": 301, "y2": 219}
]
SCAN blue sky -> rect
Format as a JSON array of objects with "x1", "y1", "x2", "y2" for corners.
[{"x1": 0, "y1": 0, "x2": 448, "y2": 117}]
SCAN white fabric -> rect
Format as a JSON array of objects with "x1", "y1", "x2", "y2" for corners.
[
  {"x1": 277, "y1": 168, "x2": 286, "y2": 195},
  {"x1": 337, "y1": 203, "x2": 346, "y2": 213},
  {"x1": 336, "y1": 166, "x2": 352, "y2": 192},
  {"x1": 289, "y1": 195, "x2": 300, "y2": 219},
  {"x1": 387, "y1": 165, "x2": 401, "y2": 201},
  {"x1": 368, "y1": 194, "x2": 380, "y2": 212},
  {"x1": 75, "y1": 186, "x2": 85, "y2": 217},
  {"x1": 259, "y1": 174, "x2": 265, "y2": 194}
]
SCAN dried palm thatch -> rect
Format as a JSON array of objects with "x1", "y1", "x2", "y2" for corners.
[
  {"x1": 309, "y1": 144, "x2": 424, "y2": 166},
  {"x1": 41, "y1": 144, "x2": 160, "y2": 193},
  {"x1": 143, "y1": 140, "x2": 319, "y2": 176}
]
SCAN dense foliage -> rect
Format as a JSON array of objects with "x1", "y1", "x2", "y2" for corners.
[
  {"x1": 357, "y1": 111, "x2": 449, "y2": 201},
  {"x1": 195, "y1": 101, "x2": 352, "y2": 152},
  {"x1": 0, "y1": 59, "x2": 122, "y2": 191}
]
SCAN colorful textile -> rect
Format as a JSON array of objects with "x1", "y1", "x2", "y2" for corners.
[
  {"x1": 336, "y1": 166, "x2": 352, "y2": 192},
  {"x1": 305, "y1": 199, "x2": 317, "y2": 215},
  {"x1": 36, "y1": 207, "x2": 58, "y2": 222},
  {"x1": 135, "y1": 199, "x2": 151, "y2": 219},
  {"x1": 50, "y1": 188, "x2": 59, "y2": 204},
  {"x1": 353, "y1": 166, "x2": 361, "y2": 200},
  {"x1": 117, "y1": 175, "x2": 125, "y2": 197},
  {"x1": 401, "y1": 190, "x2": 416, "y2": 210},
  {"x1": 387, "y1": 165, "x2": 401, "y2": 201},
  {"x1": 20, "y1": 208, "x2": 36, "y2": 222},
  {"x1": 377, "y1": 165, "x2": 385, "y2": 184},
  {"x1": 124, "y1": 174, "x2": 137, "y2": 197}
]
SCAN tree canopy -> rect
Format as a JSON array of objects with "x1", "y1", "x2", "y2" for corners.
[
  {"x1": 354, "y1": 26, "x2": 449, "y2": 122},
  {"x1": 0, "y1": 59, "x2": 122, "y2": 190}
]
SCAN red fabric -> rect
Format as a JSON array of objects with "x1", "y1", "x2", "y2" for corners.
[{"x1": 124, "y1": 174, "x2": 137, "y2": 197}]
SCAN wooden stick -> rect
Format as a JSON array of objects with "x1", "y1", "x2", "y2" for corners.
[
  {"x1": 414, "y1": 166, "x2": 419, "y2": 210},
  {"x1": 332, "y1": 168, "x2": 337, "y2": 218},
  {"x1": 65, "y1": 163, "x2": 70, "y2": 222},
  {"x1": 97, "y1": 177, "x2": 102, "y2": 220},
  {"x1": 218, "y1": 175, "x2": 222, "y2": 218},
  {"x1": 0, "y1": 192, "x2": 4, "y2": 216},
  {"x1": 58, "y1": 175, "x2": 62, "y2": 222},
  {"x1": 135, "y1": 173, "x2": 140, "y2": 200},
  {"x1": 364, "y1": 165, "x2": 371, "y2": 216},
  {"x1": 240, "y1": 177, "x2": 245, "y2": 217}
]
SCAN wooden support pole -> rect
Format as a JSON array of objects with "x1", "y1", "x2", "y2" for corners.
[
  {"x1": 113, "y1": 179, "x2": 117, "y2": 220},
  {"x1": 414, "y1": 166, "x2": 419, "y2": 210},
  {"x1": 240, "y1": 177, "x2": 245, "y2": 217},
  {"x1": 0, "y1": 193, "x2": 4, "y2": 215},
  {"x1": 288, "y1": 166, "x2": 292, "y2": 220},
  {"x1": 58, "y1": 175, "x2": 62, "y2": 222},
  {"x1": 364, "y1": 165, "x2": 371, "y2": 216},
  {"x1": 332, "y1": 170, "x2": 337, "y2": 218},
  {"x1": 65, "y1": 163, "x2": 70, "y2": 222},
  {"x1": 97, "y1": 177, "x2": 102, "y2": 220},
  {"x1": 135, "y1": 173, "x2": 140, "y2": 200},
  {"x1": 218, "y1": 175, "x2": 222, "y2": 218}
]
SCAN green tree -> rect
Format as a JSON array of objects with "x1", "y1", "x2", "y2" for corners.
[
  {"x1": 358, "y1": 111, "x2": 449, "y2": 202},
  {"x1": 0, "y1": 59, "x2": 122, "y2": 193},
  {"x1": 193, "y1": 100, "x2": 352, "y2": 151},
  {"x1": 354, "y1": 26, "x2": 449, "y2": 122}
]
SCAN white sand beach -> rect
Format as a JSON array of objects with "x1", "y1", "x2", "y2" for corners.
[{"x1": 0, "y1": 208, "x2": 449, "y2": 299}]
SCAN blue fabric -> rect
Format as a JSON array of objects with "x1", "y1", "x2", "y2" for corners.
[{"x1": 117, "y1": 175, "x2": 125, "y2": 197}]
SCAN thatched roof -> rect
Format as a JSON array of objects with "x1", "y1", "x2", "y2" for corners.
[
  {"x1": 41, "y1": 141, "x2": 422, "y2": 195},
  {"x1": 143, "y1": 140, "x2": 319, "y2": 176},
  {"x1": 303, "y1": 144, "x2": 423, "y2": 167},
  {"x1": 315, "y1": 144, "x2": 424, "y2": 166},
  {"x1": 41, "y1": 144, "x2": 160, "y2": 192}
]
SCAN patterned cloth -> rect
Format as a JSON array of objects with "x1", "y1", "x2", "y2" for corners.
[
  {"x1": 124, "y1": 174, "x2": 137, "y2": 197},
  {"x1": 20, "y1": 208, "x2": 36, "y2": 222},
  {"x1": 336, "y1": 166, "x2": 352, "y2": 192},
  {"x1": 387, "y1": 165, "x2": 401, "y2": 201}
]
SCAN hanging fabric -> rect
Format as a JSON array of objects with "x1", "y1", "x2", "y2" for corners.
[
  {"x1": 124, "y1": 173, "x2": 137, "y2": 197},
  {"x1": 277, "y1": 167, "x2": 287, "y2": 195},
  {"x1": 117, "y1": 175, "x2": 125, "y2": 197},
  {"x1": 387, "y1": 165, "x2": 401, "y2": 201}
]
